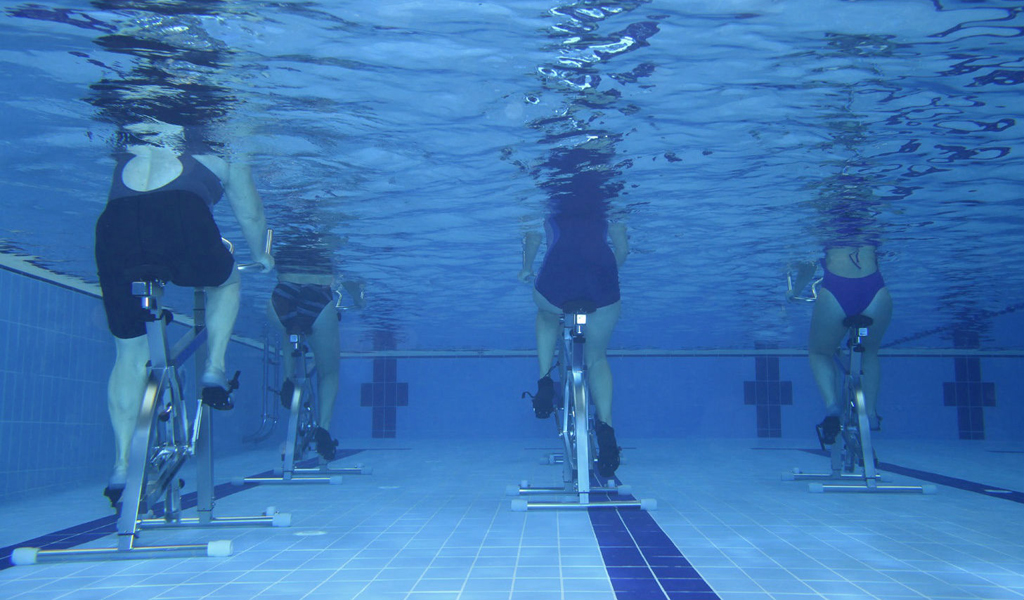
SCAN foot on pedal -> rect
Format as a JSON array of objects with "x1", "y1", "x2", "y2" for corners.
[
  {"x1": 527, "y1": 376, "x2": 555, "y2": 419},
  {"x1": 816, "y1": 415, "x2": 840, "y2": 449},
  {"x1": 202, "y1": 385, "x2": 234, "y2": 410},
  {"x1": 103, "y1": 468, "x2": 127, "y2": 508},
  {"x1": 314, "y1": 427, "x2": 339, "y2": 462},
  {"x1": 595, "y1": 421, "x2": 620, "y2": 478},
  {"x1": 202, "y1": 368, "x2": 236, "y2": 410},
  {"x1": 280, "y1": 378, "x2": 295, "y2": 409},
  {"x1": 103, "y1": 485, "x2": 124, "y2": 508}
]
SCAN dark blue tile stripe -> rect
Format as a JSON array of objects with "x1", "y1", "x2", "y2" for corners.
[
  {"x1": 0, "y1": 449, "x2": 364, "y2": 570},
  {"x1": 800, "y1": 449, "x2": 1024, "y2": 503},
  {"x1": 590, "y1": 478, "x2": 720, "y2": 600}
]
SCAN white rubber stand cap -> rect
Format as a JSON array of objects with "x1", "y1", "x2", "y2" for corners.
[
  {"x1": 640, "y1": 498, "x2": 657, "y2": 511},
  {"x1": 506, "y1": 484, "x2": 521, "y2": 497},
  {"x1": 11, "y1": 547, "x2": 38, "y2": 566},
  {"x1": 359, "y1": 466, "x2": 373, "y2": 475},
  {"x1": 328, "y1": 476, "x2": 343, "y2": 485},
  {"x1": 206, "y1": 540, "x2": 233, "y2": 557},
  {"x1": 264, "y1": 506, "x2": 277, "y2": 516},
  {"x1": 272, "y1": 513, "x2": 292, "y2": 527},
  {"x1": 231, "y1": 477, "x2": 246, "y2": 486},
  {"x1": 781, "y1": 472, "x2": 796, "y2": 481},
  {"x1": 615, "y1": 485, "x2": 632, "y2": 495},
  {"x1": 511, "y1": 499, "x2": 528, "y2": 512},
  {"x1": 809, "y1": 483, "x2": 824, "y2": 493},
  {"x1": 923, "y1": 485, "x2": 938, "y2": 495}
]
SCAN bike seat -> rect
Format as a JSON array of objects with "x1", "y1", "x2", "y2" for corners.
[
  {"x1": 843, "y1": 314, "x2": 874, "y2": 329},
  {"x1": 124, "y1": 264, "x2": 175, "y2": 284},
  {"x1": 561, "y1": 300, "x2": 596, "y2": 315}
]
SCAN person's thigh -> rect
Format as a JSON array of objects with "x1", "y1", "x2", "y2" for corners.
[
  {"x1": 860, "y1": 287, "x2": 892, "y2": 352},
  {"x1": 808, "y1": 289, "x2": 849, "y2": 355},
  {"x1": 584, "y1": 301, "x2": 621, "y2": 362},
  {"x1": 309, "y1": 301, "x2": 341, "y2": 377}
]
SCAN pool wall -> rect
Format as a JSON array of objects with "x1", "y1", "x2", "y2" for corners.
[{"x1": 2, "y1": 265, "x2": 1021, "y2": 502}]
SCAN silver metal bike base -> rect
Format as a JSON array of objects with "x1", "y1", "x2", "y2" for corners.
[
  {"x1": 11, "y1": 541, "x2": 232, "y2": 565},
  {"x1": 511, "y1": 496, "x2": 656, "y2": 511},
  {"x1": 508, "y1": 481, "x2": 631, "y2": 497},
  {"x1": 809, "y1": 481, "x2": 937, "y2": 494},
  {"x1": 784, "y1": 463, "x2": 936, "y2": 494},
  {"x1": 236, "y1": 473, "x2": 343, "y2": 485},
  {"x1": 236, "y1": 460, "x2": 369, "y2": 485},
  {"x1": 139, "y1": 512, "x2": 291, "y2": 528},
  {"x1": 508, "y1": 480, "x2": 654, "y2": 511}
]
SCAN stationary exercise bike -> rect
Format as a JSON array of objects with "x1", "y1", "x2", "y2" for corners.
[
  {"x1": 238, "y1": 313, "x2": 369, "y2": 486},
  {"x1": 510, "y1": 302, "x2": 654, "y2": 511},
  {"x1": 784, "y1": 273, "x2": 935, "y2": 494},
  {"x1": 13, "y1": 246, "x2": 290, "y2": 565}
]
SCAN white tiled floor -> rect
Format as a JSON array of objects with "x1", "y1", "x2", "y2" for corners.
[{"x1": 1, "y1": 438, "x2": 1021, "y2": 600}]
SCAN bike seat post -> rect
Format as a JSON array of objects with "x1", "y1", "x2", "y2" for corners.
[
  {"x1": 132, "y1": 279, "x2": 171, "y2": 371},
  {"x1": 570, "y1": 311, "x2": 587, "y2": 340},
  {"x1": 288, "y1": 334, "x2": 309, "y2": 385}
]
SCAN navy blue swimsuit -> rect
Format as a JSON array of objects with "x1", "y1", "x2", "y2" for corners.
[
  {"x1": 534, "y1": 213, "x2": 620, "y2": 310},
  {"x1": 95, "y1": 153, "x2": 233, "y2": 338}
]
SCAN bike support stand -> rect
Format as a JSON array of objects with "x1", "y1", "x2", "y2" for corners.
[
  {"x1": 239, "y1": 335, "x2": 367, "y2": 486},
  {"x1": 13, "y1": 287, "x2": 290, "y2": 566},
  {"x1": 510, "y1": 310, "x2": 654, "y2": 511},
  {"x1": 785, "y1": 320, "x2": 935, "y2": 495}
]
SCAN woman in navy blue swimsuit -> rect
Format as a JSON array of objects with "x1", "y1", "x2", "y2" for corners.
[{"x1": 519, "y1": 206, "x2": 628, "y2": 478}]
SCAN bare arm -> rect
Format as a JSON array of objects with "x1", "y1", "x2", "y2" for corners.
[
  {"x1": 518, "y1": 230, "x2": 542, "y2": 283},
  {"x1": 341, "y1": 280, "x2": 367, "y2": 309},
  {"x1": 608, "y1": 222, "x2": 628, "y2": 268},
  {"x1": 194, "y1": 155, "x2": 272, "y2": 268},
  {"x1": 223, "y1": 162, "x2": 273, "y2": 270},
  {"x1": 786, "y1": 261, "x2": 818, "y2": 300}
]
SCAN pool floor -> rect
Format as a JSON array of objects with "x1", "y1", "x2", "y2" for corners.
[{"x1": 1, "y1": 438, "x2": 1021, "y2": 600}]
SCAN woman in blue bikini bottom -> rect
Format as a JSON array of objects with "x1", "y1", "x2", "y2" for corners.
[{"x1": 807, "y1": 246, "x2": 892, "y2": 442}]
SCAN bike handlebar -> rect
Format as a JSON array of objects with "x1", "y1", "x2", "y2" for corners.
[
  {"x1": 787, "y1": 272, "x2": 822, "y2": 303},
  {"x1": 234, "y1": 229, "x2": 274, "y2": 272}
]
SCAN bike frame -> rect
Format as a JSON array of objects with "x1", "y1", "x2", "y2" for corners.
[{"x1": 560, "y1": 310, "x2": 593, "y2": 504}]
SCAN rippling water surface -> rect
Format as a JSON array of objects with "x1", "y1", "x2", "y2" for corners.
[{"x1": 1, "y1": 0, "x2": 1021, "y2": 351}]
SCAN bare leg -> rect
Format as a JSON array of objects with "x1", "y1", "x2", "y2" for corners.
[
  {"x1": 808, "y1": 289, "x2": 848, "y2": 416},
  {"x1": 582, "y1": 301, "x2": 621, "y2": 426},
  {"x1": 859, "y1": 288, "x2": 892, "y2": 425},
  {"x1": 108, "y1": 335, "x2": 149, "y2": 478},
  {"x1": 202, "y1": 267, "x2": 241, "y2": 385},
  {"x1": 532, "y1": 289, "x2": 561, "y2": 378},
  {"x1": 309, "y1": 303, "x2": 341, "y2": 428},
  {"x1": 267, "y1": 300, "x2": 295, "y2": 381}
]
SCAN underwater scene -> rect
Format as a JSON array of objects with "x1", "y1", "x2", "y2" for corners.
[{"x1": 0, "y1": 1, "x2": 1021, "y2": 600}]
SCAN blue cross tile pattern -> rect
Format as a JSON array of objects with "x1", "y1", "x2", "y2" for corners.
[
  {"x1": 743, "y1": 350, "x2": 793, "y2": 438},
  {"x1": 360, "y1": 358, "x2": 408, "y2": 438},
  {"x1": 944, "y1": 356, "x2": 996, "y2": 440}
]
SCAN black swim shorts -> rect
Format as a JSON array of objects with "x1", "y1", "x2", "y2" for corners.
[{"x1": 95, "y1": 192, "x2": 235, "y2": 339}]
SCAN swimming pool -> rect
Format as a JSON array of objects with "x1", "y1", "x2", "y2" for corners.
[
  {"x1": 0, "y1": 2, "x2": 1021, "y2": 599},
  {"x1": 1, "y1": 0, "x2": 1021, "y2": 351}
]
